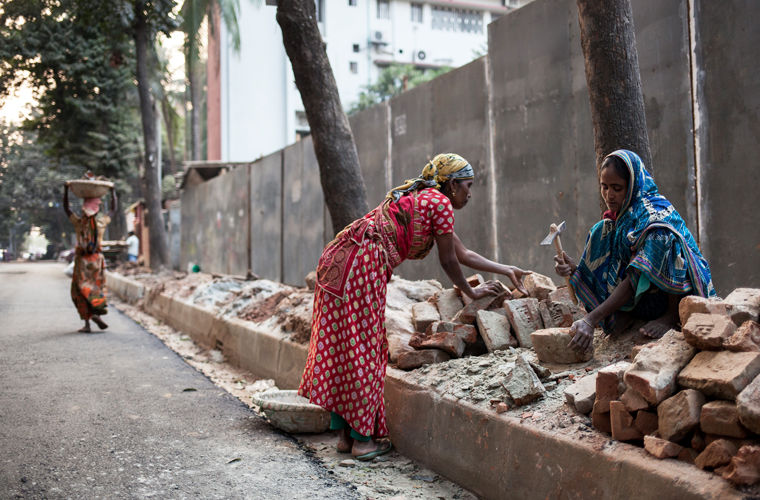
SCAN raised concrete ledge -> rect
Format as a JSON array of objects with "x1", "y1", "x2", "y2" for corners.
[
  {"x1": 108, "y1": 273, "x2": 740, "y2": 500},
  {"x1": 106, "y1": 271, "x2": 144, "y2": 304}
]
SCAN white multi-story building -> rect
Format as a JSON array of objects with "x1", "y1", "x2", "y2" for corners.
[{"x1": 207, "y1": 0, "x2": 531, "y2": 162}]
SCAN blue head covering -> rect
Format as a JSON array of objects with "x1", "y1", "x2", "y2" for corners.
[{"x1": 570, "y1": 150, "x2": 715, "y2": 314}]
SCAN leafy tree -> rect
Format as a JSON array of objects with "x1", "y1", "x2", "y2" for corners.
[{"x1": 349, "y1": 63, "x2": 452, "y2": 114}]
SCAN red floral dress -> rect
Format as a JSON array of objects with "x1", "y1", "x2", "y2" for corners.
[
  {"x1": 70, "y1": 212, "x2": 110, "y2": 320},
  {"x1": 299, "y1": 188, "x2": 455, "y2": 437}
]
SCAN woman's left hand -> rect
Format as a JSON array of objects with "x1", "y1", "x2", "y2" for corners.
[
  {"x1": 568, "y1": 317, "x2": 595, "y2": 352},
  {"x1": 503, "y1": 266, "x2": 531, "y2": 296}
]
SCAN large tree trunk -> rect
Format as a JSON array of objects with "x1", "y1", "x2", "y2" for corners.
[
  {"x1": 576, "y1": 0, "x2": 652, "y2": 174},
  {"x1": 276, "y1": 0, "x2": 369, "y2": 234},
  {"x1": 188, "y1": 52, "x2": 202, "y2": 161},
  {"x1": 134, "y1": 1, "x2": 170, "y2": 269}
]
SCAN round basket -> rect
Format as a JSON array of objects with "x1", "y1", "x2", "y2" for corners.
[
  {"x1": 251, "y1": 390, "x2": 330, "y2": 433},
  {"x1": 67, "y1": 179, "x2": 113, "y2": 199}
]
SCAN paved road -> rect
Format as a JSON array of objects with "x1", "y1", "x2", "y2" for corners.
[{"x1": 0, "y1": 262, "x2": 357, "y2": 499}]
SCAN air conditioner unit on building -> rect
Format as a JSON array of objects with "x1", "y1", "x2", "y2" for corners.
[
  {"x1": 417, "y1": 50, "x2": 426, "y2": 61},
  {"x1": 371, "y1": 30, "x2": 389, "y2": 45}
]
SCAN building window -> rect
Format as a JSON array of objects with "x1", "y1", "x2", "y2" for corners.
[
  {"x1": 349, "y1": 0, "x2": 357, "y2": 6},
  {"x1": 411, "y1": 3, "x2": 423, "y2": 23},
  {"x1": 350, "y1": 61, "x2": 358, "y2": 74},
  {"x1": 431, "y1": 6, "x2": 483, "y2": 34},
  {"x1": 352, "y1": 43, "x2": 360, "y2": 53},
  {"x1": 377, "y1": 0, "x2": 390, "y2": 19}
]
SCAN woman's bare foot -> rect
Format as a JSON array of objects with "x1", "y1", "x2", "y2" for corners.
[
  {"x1": 640, "y1": 314, "x2": 678, "y2": 338},
  {"x1": 92, "y1": 315, "x2": 108, "y2": 330},
  {"x1": 336, "y1": 428, "x2": 352, "y2": 453},
  {"x1": 78, "y1": 320, "x2": 91, "y2": 333}
]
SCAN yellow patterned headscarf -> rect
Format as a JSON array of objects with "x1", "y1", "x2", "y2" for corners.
[{"x1": 386, "y1": 153, "x2": 474, "y2": 201}]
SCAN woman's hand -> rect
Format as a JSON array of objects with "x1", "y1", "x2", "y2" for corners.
[
  {"x1": 554, "y1": 251, "x2": 577, "y2": 278},
  {"x1": 568, "y1": 317, "x2": 595, "y2": 352},
  {"x1": 503, "y1": 266, "x2": 531, "y2": 296},
  {"x1": 469, "y1": 280, "x2": 505, "y2": 300}
]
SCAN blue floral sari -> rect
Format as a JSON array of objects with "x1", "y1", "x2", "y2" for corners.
[{"x1": 569, "y1": 150, "x2": 715, "y2": 330}]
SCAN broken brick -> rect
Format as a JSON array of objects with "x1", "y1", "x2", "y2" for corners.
[
  {"x1": 563, "y1": 373, "x2": 597, "y2": 415},
  {"x1": 644, "y1": 435, "x2": 682, "y2": 459},
  {"x1": 634, "y1": 410, "x2": 659, "y2": 436},
  {"x1": 621, "y1": 388, "x2": 650, "y2": 412},
  {"x1": 682, "y1": 313, "x2": 736, "y2": 350},
  {"x1": 433, "y1": 289, "x2": 464, "y2": 322},
  {"x1": 397, "y1": 349, "x2": 451, "y2": 370},
  {"x1": 695, "y1": 439, "x2": 738, "y2": 470},
  {"x1": 523, "y1": 273, "x2": 557, "y2": 301},
  {"x1": 677, "y1": 447, "x2": 699, "y2": 465},
  {"x1": 610, "y1": 401, "x2": 643, "y2": 441},
  {"x1": 538, "y1": 300, "x2": 574, "y2": 328},
  {"x1": 530, "y1": 328, "x2": 593, "y2": 364},
  {"x1": 591, "y1": 399, "x2": 611, "y2": 434},
  {"x1": 718, "y1": 445, "x2": 760, "y2": 486},
  {"x1": 701, "y1": 400, "x2": 748, "y2": 438},
  {"x1": 595, "y1": 361, "x2": 630, "y2": 412},
  {"x1": 658, "y1": 389, "x2": 706, "y2": 442},
  {"x1": 725, "y1": 321, "x2": 760, "y2": 353},
  {"x1": 737, "y1": 373, "x2": 760, "y2": 434},
  {"x1": 475, "y1": 310, "x2": 516, "y2": 352},
  {"x1": 503, "y1": 298, "x2": 543, "y2": 348},
  {"x1": 724, "y1": 288, "x2": 760, "y2": 326},
  {"x1": 411, "y1": 301, "x2": 440, "y2": 333},
  {"x1": 408, "y1": 328, "x2": 465, "y2": 358},
  {"x1": 452, "y1": 285, "x2": 509, "y2": 325},
  {"x1": 678, "y1": 295, "x2": 731, "y2": 326},
  {"x1": 678, "y1": 351, "x2": 760, "y2": 400}
]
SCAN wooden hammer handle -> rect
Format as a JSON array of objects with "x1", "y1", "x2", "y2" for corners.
[{"x1": 552, "y1": 230, "x2": 578, "y2": 305}]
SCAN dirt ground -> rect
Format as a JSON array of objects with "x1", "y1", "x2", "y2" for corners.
[{"x1": 112, "y1": 297, "x2": 477, "y2": 500}]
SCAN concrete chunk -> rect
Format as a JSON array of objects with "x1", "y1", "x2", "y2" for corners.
[
  {"x1": 610, "y1": 401, "x2": 642, "y2": 441},
  {"x1": 538, "y1": 300, "x2": 574, "y2": 328},
  {"x1": 701, "y1": 400, "x2": 748, "y2": 438},
  {"x1": 623, "y1": 329, "x2": 697, "y2": 405},
  {"x1": 718, "y1": 445, "x2": 760, "y2": 486},
  {"x1": 476, "y1": 310, "x2": 516, "y2": 352},
  {"x1": 724, "y1": 288, "x2": 760, "y2": 326},
  {"x1": 695, "y1": 439, "x2": 738, "y2": 470},
  {"x1": 412, "y1": 301, "x2": 440, "y2": 333},
  {"x1": 433, "y1": 289, "x2": 464, "y2": 322},
  {"x1": 503, "y1": 298, "x2": 543, "y2": 348},
  {"x1": 563, "y1": 373, "x2": 597, "y2": 415},
  {"x1": 397, "y1": 349, "x2": 451, "y2": 370},
  {"x1": 523, "y1": 273, "x2": 557, "y2": 301},
  {"x1": 725, "y1": 320, "x2": 760, "y2": 352},
  {"x1": 682, "y1": 313, "x2": 736, "y2": 350},
  {"x1": 503, "y1": 355, "x2": 545, "y2": 406},
  {"x1": 737, "y1": 373, "x2": 760, "y2": 434},
  {"x1": 644, "y1": 435, "x2": 683, "y2": 459},
  {"x1": 658, "y1": 389, "x2": 706, "y2": 442},
  {"x1": 678, "y1": 351, "x2": 760, "y2": 400},
  {"x1": 530, "y1": 328, "x2": 593, "y2": 364}
]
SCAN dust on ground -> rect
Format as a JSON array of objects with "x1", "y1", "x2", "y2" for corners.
[{"x1": 112, "y1": 296, "x2": 477, "y2": 500}]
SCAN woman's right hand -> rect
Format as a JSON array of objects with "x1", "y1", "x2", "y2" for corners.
[
  {"x1": 469, "y1": 281, "x2": 505, "y2": 300},
  {"x1": 554, "y1": 251, "x2": 577, "y2": 278}
]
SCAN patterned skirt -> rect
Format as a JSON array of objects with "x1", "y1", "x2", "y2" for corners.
[
  {"x1": 71, "y1": 250, "x2": 107, "y2": 320},
  {"x1": 298, "y1": 239, "x2": 390, "y2": 438}
]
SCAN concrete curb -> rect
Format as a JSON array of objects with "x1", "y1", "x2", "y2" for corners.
[{"x1": 107, "y1": 272, "x2": 741, "y2": 500}]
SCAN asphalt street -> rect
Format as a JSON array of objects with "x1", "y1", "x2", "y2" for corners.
[{"x1": 0, "y1": 262, "x2": 357, "y2": 499}]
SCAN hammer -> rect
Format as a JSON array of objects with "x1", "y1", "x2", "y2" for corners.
[{"x1": 540, "y1": 221, "x2": 578, "y2": 304}]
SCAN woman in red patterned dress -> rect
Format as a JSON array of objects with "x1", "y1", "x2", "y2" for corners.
[{"x1": 299, "y1": 153, "x2": 532, "y2": 460}]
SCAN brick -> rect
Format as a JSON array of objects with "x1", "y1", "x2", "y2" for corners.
[
  {"x1": 523, "y1": 273, "x2": 557, "y2": 301},
  {"x1": 408, "y1": 328, "x2": 465, "y2": 358},
  {"x1": 530, "y1": 328, "x2": 593, "y2": 364},
  {"x1": 677, "y1": 448, "x2": 699, "y2": 464},
  {"x1": 538, "y1": 300, "x2": 574, "y2": 328},
  {"x1": 718, "y1": 445, "x2": 760, "y2": 486},
  {"x1": 610, "y1": 401, "x2": 642, "y2": 441},
  {"x1": 563, "y1": 373, "x2": 597, "y2": 415},
  {"x1": 621, "y1": 388, "x2": 650, "y2": 412},
  {"x1": 737, "y1": 373, "x2": 760, "y2": 434},
  {"x1": 591, "y1": 399, "x2": 611, "y2": 434},
  {"x1": 549, "y1": 286, "x2": 575, "y2": 305},
  {"x1": 476, "y1": 310, "x2": 516, "y2": 352},
  {"x1": 623, "y1": 329, "x2": 697, "y2": 405},
  {"x1": 433, "y1": 289, "x2": 464, "y2": 322},
  {"x1": 304, "y1": 271, "x2": 317, "y2": 291},
  {"x1": 451, "y1": 286, "x2": 509, "y2": 325},
  {"x1": 595, "y1": 361, "x2": 630, "y2": 412},
  {"x1": 412, "y1": 300, "x2": 440, "y2": 333},
  {"x1": 634, "y1": 410, "x2": 659, "y2": 436},
  {"x1": 423, "y1": 321, "x2": 479, "y2": 344},
  {"x1": 397, "y1": 348, "x2": 451, "y2": 370},
  {"x1": 644, "y1": 435, "x2": 682, "y2": 459},
  {"x1": 658, "y1": 389, "x2": 706, "y2": 442},
  {"x1": 724, "y1": 288, "x2": 760, "y2": 326},
  {"x1": 455, "y1": 274, "x2": 484, "y2": 306},
  {"x1": 678, "y1": 351, "x2": 760, "y2": 400},
  {"x1": 682, "y1": 313, "x2": 736, "y2": 350},
  {"x1": 503, "y1": 355, "x2": 545, "y2": 406},
  {"x1": 678, "y1": 295, "x2": 731, "y2": 326},
  {"x1": 503, "y1": 298, "x2": 543, "y2": 348},
  {"x1": 695, "y1": 439, "x2": 738, "y2": 470},
  {"x1": 701, "y1": 400, "x2": 748, "y2": 438},
  {"x1": 691, "y1": 431, "x2": 706, "y2": 452},
  {"x1": 725, "y1": 321, "x2": 760, "y2": 352}
]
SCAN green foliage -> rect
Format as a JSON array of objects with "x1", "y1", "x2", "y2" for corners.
[{"x1": 348, "y1": 63, "x2": 452, "y2": 114}]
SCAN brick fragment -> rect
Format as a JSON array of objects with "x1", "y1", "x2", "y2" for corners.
[
  {"x1": 610, "y1": 401, "x2": 642, "y2": 441},
  {"x1": 644, "y1": 435, "x2": 682, "y2": 459},
  {"x1": 724, "y1": 288, "x2": 760, "y2": 326},
  {"x1": 549, "y1": 286, "x2": 575, "y2": 305},
  {"x1": 725, "y1": 320, "x2": 760, "y2": 353},
  {"x1": 503, "y1": 298, "x2": 543, "y2": 348},
  {"x1": 595, "y1": 361, "x2": 630, "y2": 412},
  {"x1": 737, "y1": 373, "x2": 760, "y2": 434},
  {"x1": 591, "y1": 399, "x2": 611, "y2": 434},
  {"x1": 420, "y1": 321, "x2": 479, "y2": 345},
  {"x1": 530, "y1": 328, "x2": 593, "y2": 364},
  {"x1": 623, "y1": 329, "x2": 697, "y2": 404},
  {"x1": 678, "y1": 351, "x2": 760, "y2": 400},
  {"x1": 678, "y1": 295, "x2": 730, "y2": 326},
  {"x1": 563, "y1": 373, "x2": 597, "y2": 415},
  {"x1": 621, "y1": 388, "x2": 650, "y2": 412},
  {"x1": 691, "y1": 431, "x2": 706, "y2": 452},
  {"x1": 634, "y1": 410, "x2": 658, "y2": 436},
  {"x1": 433, "y1": 289, "x2": 464, "y2": 322},
  {"x1": 455, "y1": 274, "x2": 484, "y2": 306},
  {"x1": 677, "y1": 448, "x2": 699, "y2": 464},
  {"x1": 718, "y1": 445, "x2": 760, "y2": 486},
  {"x1": 658, "y1": 389, "x2": 706, "y2": 442},
  {"x1": 397, "y1": 349, "x2": 451, "y2": 370},
  {"x1": 476, "y1": 310, "x2": 516, "y2": 352},
  {"x1": 538, "y1": 300, "x2": 574, "y2": 328},
  {"x1": 695, "y1": 439, "x2": 738, "y2": 470},
  {"x1": 411, "y1": 301, "x2": 440, "y2": 333},
  {"x1": 452, "y1": 285, "x2": 509, "y2": 325},
  {"x1": 408, "y1": 327, "x2": 465, "y2": 358},
  {"x1": 304, "y1": 271, "x2": 317, "y2": 291},
  {"x1": 523, "y1": 273, "x2": 557, "y2": 301},
  {"x1": 701, "y1": 400, "x2": 748, "y2": 438},
  {"x1": 682, "y1": 313, "x2": 736, "y2": 350},
  {"x1": 503, "y1": 355, "x2": 545, "y2": 406}
]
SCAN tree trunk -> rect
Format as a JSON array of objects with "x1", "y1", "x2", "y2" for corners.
[
  {"x1": 188, "y1": 52, "x2": 202, "y2": 161},
  {"x1": 134, "y1": 2, "x2": 170, "y2": 269},
  {"x1": 161, "y1": 95, "x2": 177, "y2": 175},
  {"x1": 576, "y1": 0, "x2": 652, "y2": 174},
  {"x1": 276, "y1": 0, "x2": 369, "y2": 234}
]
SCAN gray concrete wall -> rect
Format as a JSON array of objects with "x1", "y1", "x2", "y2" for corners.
[
  {"x1": 349, "y1": 103, "x2": 391, "y2": 209},
  {"x1": 250, "y1": 151, "x2": 283, "y2": 282}
]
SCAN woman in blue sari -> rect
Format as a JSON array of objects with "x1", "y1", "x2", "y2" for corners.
[{"x1": 554, "y1": 150, "x2": 715, "y2": 350}]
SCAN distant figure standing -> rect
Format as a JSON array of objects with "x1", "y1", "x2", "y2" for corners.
[
  {"x1": 63, "y1": 181, "x2": 117, "y2": 333},
  {"x1": 126, "y1": 231, "x2": 139, "y2": 263}
]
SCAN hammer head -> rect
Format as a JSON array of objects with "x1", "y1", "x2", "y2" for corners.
[{"x1": 540, "y1": 220, "x2": 566, "y2": 246}]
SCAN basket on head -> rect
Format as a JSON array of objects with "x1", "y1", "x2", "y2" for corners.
[{"x1": 67, "y1": 179, "x2": 114, "y2": 199}]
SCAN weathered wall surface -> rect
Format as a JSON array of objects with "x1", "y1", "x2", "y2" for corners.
[{"x1": 181, "y1": 0, "x2": 758, "y2": 293}]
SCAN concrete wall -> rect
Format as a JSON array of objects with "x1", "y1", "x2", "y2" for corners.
[{"x1": 182, "y1": 0, "x2": 759, "y2": 293}]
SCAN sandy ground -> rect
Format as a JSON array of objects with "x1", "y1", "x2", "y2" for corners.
[{"x1": 112, "y1": 297, "x2": 477, "y2": 500}]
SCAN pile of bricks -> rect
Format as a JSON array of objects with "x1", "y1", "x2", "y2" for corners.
[{"x1": 563, "y1": 288, "x2": 760, "y2": 486}]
